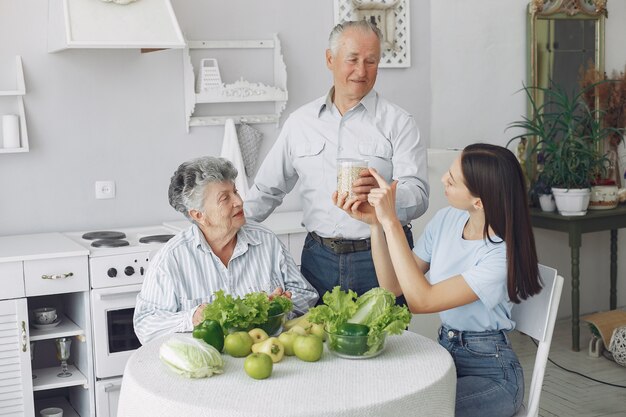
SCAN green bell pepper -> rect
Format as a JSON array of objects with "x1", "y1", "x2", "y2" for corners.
[
  {"x1": 192, "y1": 319, "x2": 225, "y2": 352},
  {"x1": 334, "y1": 323, "x2": 369, "y2": 356}
]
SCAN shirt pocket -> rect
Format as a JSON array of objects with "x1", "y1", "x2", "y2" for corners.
[
  {"x1": 292, "y1": 139, "x2": 326, "y2": 179},
  {"x1": 293, "y1": 139, "x2": 325, "y2": 158},
  {"x1": 358, "y1": 141, "x2": 393, "y2": 180}
]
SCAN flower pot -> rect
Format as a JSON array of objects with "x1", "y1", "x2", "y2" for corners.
[
  {"x1": 589, "y1": 185, "x2": 619, "y2": 210},
  {"x1": 552, "y1": 188, "x2": 591, "y2": 216},
  {"x1": 538, "y1": 194, "x2": 556, "y2": 212}
]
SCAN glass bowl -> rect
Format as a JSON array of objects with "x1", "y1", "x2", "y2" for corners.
[
  {"x1": 258, "y1": 312, "x2": 286, "y2": 336},
  {"x1": 324, "y1": 330, "x2": 386, "y2": 359}
]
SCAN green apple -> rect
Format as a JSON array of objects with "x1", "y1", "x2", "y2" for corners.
[
  {"x1": 224, "y1": 331, "x2": 254, "y2": 357},
  {"x1": 293, "y1": 334, "x2": 324, "y2": 362},
  {"x1": 307, "y1": 323, "x2": 326, "y2": 341},
  {"x1": 244, "y1": 352, "x2": 273, "y2": 380},
  {"x1": 278, "y1": 331, "x2": 300, "y2": 356},
  {"x1": 289, "y1": 325, "x2": 308, "y2": 336},
  {"x1": 248, "y1": 328, "x2": 269, "y2": 343}
]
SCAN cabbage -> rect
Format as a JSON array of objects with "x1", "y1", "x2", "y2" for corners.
[
  {"x1": 159, "y1": 336, "x2": 224, "y2": 378},
  {"x1": 347, "y1": 287, "x2": 395, "y2": 326}
]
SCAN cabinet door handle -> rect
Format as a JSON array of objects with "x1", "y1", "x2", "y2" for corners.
[
  {"x1": 104, "y1": 383, "x2": 122, "y2": 393},
  {"x1": 21, "y1": 321, "x2": 28, "y2": 352},
  {"x1": 41, "y1": 272, "x2": 74, "y2": 280}
]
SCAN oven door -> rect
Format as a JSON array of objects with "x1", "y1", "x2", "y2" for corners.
[
  {"x1": 95, "y1": 377, "x2": 123, "y2": 417},
  {"x1": 91, "y1": 284, "x2": 143, "y2": 378}
]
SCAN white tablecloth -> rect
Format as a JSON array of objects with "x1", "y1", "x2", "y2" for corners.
[{"x1": 117, "y1": 331, "x2": 456, "y2": 417}]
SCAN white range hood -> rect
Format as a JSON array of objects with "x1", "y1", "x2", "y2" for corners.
[{"x1": 47, "y1": 0, "x2": 186, "y2": 52}]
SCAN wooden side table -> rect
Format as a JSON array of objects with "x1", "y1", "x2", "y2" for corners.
[{"x1": 530, "y1": 205, "x2": 626, "y2": 351}]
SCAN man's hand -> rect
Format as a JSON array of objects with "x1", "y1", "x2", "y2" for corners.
[{"x1": 192, "y1": 303, "x2": 208, "y2": 326}]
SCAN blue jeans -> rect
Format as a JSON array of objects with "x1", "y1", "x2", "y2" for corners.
[
  {"x1": 438, "y1": 326, "x2": 524, "y2": 417},
  {"x1": 300, "y1": 228, "x2": 413, "y2": 304}
]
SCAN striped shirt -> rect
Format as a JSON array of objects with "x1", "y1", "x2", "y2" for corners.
[{"x1": 133, "y1": 221, "x2": 319, "y2": 344}]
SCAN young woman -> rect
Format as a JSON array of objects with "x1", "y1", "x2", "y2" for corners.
[{"x1": 336, "y1": 143, "x2": 542, "y2": 417}]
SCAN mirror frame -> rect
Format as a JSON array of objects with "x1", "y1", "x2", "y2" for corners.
[{"x1": 525, "y1": 0, "x2": 607, "y2": 178}]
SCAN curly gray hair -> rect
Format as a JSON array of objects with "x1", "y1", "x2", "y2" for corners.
[
  {"x1": 168, "y1": 156, "x2": 238, "y2": 221},
  {"x1": 328, "y1": 20, "x2": 383, "y2": 57}
]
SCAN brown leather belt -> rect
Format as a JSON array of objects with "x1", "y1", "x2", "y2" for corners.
[{"x1": 309, "y1": 225, "x2": 411, "y2": 255}]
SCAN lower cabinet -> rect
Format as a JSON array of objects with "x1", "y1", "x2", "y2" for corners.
[
  {"x1": 0, "y1": 298, "x2": 34, "y2": 417},
  {"x1": 0, "y1": 251, "x2": 93, "y2": 417}
]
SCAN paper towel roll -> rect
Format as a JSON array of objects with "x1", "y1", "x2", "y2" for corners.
[{"x1": 2, "y1": 115, "x2": 20, "y2": 148}]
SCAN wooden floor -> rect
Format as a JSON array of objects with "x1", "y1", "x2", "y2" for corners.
[{"x1": 510, "y1": 318, "x2": 626, "y2": 417}]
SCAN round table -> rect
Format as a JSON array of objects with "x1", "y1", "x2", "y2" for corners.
[{"x1": 117, "y1": 331, "x2": 456, "y2": 417}]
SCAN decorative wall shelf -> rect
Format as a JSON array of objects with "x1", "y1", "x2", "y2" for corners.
[
  {"x1": 182, "y1": 34, "x2": 288, "y2": 131},
  {"x1": 0, "y1": 56, "x2": 29, "y2": 153}
]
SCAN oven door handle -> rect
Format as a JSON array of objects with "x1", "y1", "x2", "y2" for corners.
[
  {"x1": 104, "y1": 382, "x2": 122, "y2": 393},
  {"x1": 96, "y1": 291, "x2": 140, "y2": 300}
]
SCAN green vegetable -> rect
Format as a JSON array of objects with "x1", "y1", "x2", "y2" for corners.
[
  {"x1": 202, "y1": 290, "x2": 293, "y2": 332},
  {"x1": 308, "y1": 286, "x2": 412, "y2": 355},
  {"x1": 347, "y1": 287, "x2": 395, "y2": 326},
  {"x1": 159, "y1": 336, "x2": 224, "y2": 378},
  {"x1": 334, "y1": 323, "x2": 370, "y2": 355},
  {"x1": 268, "y1": 296, "x2": 292, "y2": 316},
  {"x1": 338, "y1": 323, "x2": 369, "y2": 336},
  {"x1": 192, "y1": 319, "x2": 225, "y2": 352}
]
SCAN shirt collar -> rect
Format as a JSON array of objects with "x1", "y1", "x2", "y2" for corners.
[
  {"x1": 191, "y1": 222, "x2": 261, "y2": 256},
  {"x1": 317, "y1": 87, "x2": 378, "y2": 117}
]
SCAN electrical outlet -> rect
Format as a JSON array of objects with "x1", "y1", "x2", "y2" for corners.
[{"x1": 95, "y1": 181, "x2": 116, "y2": 199}]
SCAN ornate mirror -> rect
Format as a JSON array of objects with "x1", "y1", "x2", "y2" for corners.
[{"x1": 524, "y1": 0, "x2": 607, "y2": 175}]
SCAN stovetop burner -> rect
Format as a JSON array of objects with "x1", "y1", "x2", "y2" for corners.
[
  {"x1": 82, "y1": 231, "x2": 127, "y2": 241},
  {"x1": 91, "y1": 239, "x2": 130, "y2": 248},
  {"x1": 138, "y1": 234, "x2": 175, "y2": 244}
]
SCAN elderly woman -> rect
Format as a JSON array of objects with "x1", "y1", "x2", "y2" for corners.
[{"x1": 133, "y1": 156, "x2": 318, "y2": 344}]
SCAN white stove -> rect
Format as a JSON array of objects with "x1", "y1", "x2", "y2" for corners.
[
  {"x1": 65, "y1": 225, "x2": 176, "y2": 289},
  {"x1": 64, "y1": 225, "x2": 178, "y2": 417}
]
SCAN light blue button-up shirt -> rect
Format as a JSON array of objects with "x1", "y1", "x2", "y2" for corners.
[
  {"x1": 133, "y1": 221, "x2": 318, "y2": 344},
  {"x1": 245, "y1": 88, "x2": 429, "y2": 239}
]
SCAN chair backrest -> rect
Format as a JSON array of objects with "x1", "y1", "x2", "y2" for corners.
[{"x1": 511, "y1": 264, "x2": 564, "y2": 417}]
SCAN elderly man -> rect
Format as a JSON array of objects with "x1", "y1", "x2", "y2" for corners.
[
  {"x1": 134, "y1": 156, "x2": 318, "y2": 344},
  {"x1": 245, "y1": 21, "x2": 429, "y2": 303}
]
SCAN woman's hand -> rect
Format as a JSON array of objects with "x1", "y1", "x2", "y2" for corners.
[
  {"x1": 192, "y1": 303, "x2": 208, "y2": 326},
  {"x1": 269, "y1": 287, "x2": 292, "y2": 300},
  {"x1": 333, "y1": 189, "x2": 379, "y2": 225},
  {"x1": 367, "y1": 169, "x2": 399, "y2": 229}
]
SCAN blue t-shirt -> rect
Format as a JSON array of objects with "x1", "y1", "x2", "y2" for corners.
[{"x1": 413, "y1": 207, "x2": 514, "y2": 332}]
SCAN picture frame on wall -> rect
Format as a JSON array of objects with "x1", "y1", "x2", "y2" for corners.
[{"x1": 333, "y1": 0, "x2": 411, "y2": 68}]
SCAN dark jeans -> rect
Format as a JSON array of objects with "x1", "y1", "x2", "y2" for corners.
[
  {"x1": 300, "y1": 227, "x2": 413, "y2": 305},
  {"x1": 438, "y1": 326, "x2": 524, "y2": 417}
]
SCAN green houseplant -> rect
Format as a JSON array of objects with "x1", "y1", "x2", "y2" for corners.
[{"x1": 508, "y1": 82, "x2": 620, "y2": 215}]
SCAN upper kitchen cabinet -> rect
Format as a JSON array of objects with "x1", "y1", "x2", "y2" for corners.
[
  {"x1": 183, "y1": 34, "x2": 288, "y2": 130},
  {"x1": 0, "y1": 56, "x2": 29, "y2": 154},
  {"x1": 47, "y1": 0, "x2": 185, "y2": 52}
]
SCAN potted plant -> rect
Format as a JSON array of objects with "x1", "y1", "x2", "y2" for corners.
[
  {"x1": 532, "y1": 173, "x2": 556, "y2": 212},
  {"x1": 580, "y1": 64, "x2": 626, "y2": 187},
  {"x1": 508, "y1": 82, "x2": 618, "y2": 216}
]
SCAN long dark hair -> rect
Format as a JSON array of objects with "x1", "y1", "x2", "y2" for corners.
[{"x1": 461, "y1": 143, "x2": 541, "y2": 302}]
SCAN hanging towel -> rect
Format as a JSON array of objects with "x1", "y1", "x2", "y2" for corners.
[
  {"x1": 221, "y1": 118, "x2": 249, "y2": 199},
  {"x1": 237, "y1": 123, "x2": 264, "y2": 178}
]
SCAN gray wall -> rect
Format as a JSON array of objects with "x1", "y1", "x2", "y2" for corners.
[
  {"x1": 0, "y1": 0, "x2": 429, "y2": 234},
  {"x1": 2, "y1": 1, "x2": 626, "y2": 318}
]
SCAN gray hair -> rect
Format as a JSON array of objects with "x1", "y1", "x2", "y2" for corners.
[
  {"x1": 328, "y1": 20, "x2": 383, "y2": 57},
  {"x1": 168, "y1": 156, "x2": 238, "y2": 221}
]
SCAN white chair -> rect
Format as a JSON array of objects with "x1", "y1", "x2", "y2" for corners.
[{"x1": 512, "y1": 264, "x2": 564, "y2": 417}]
